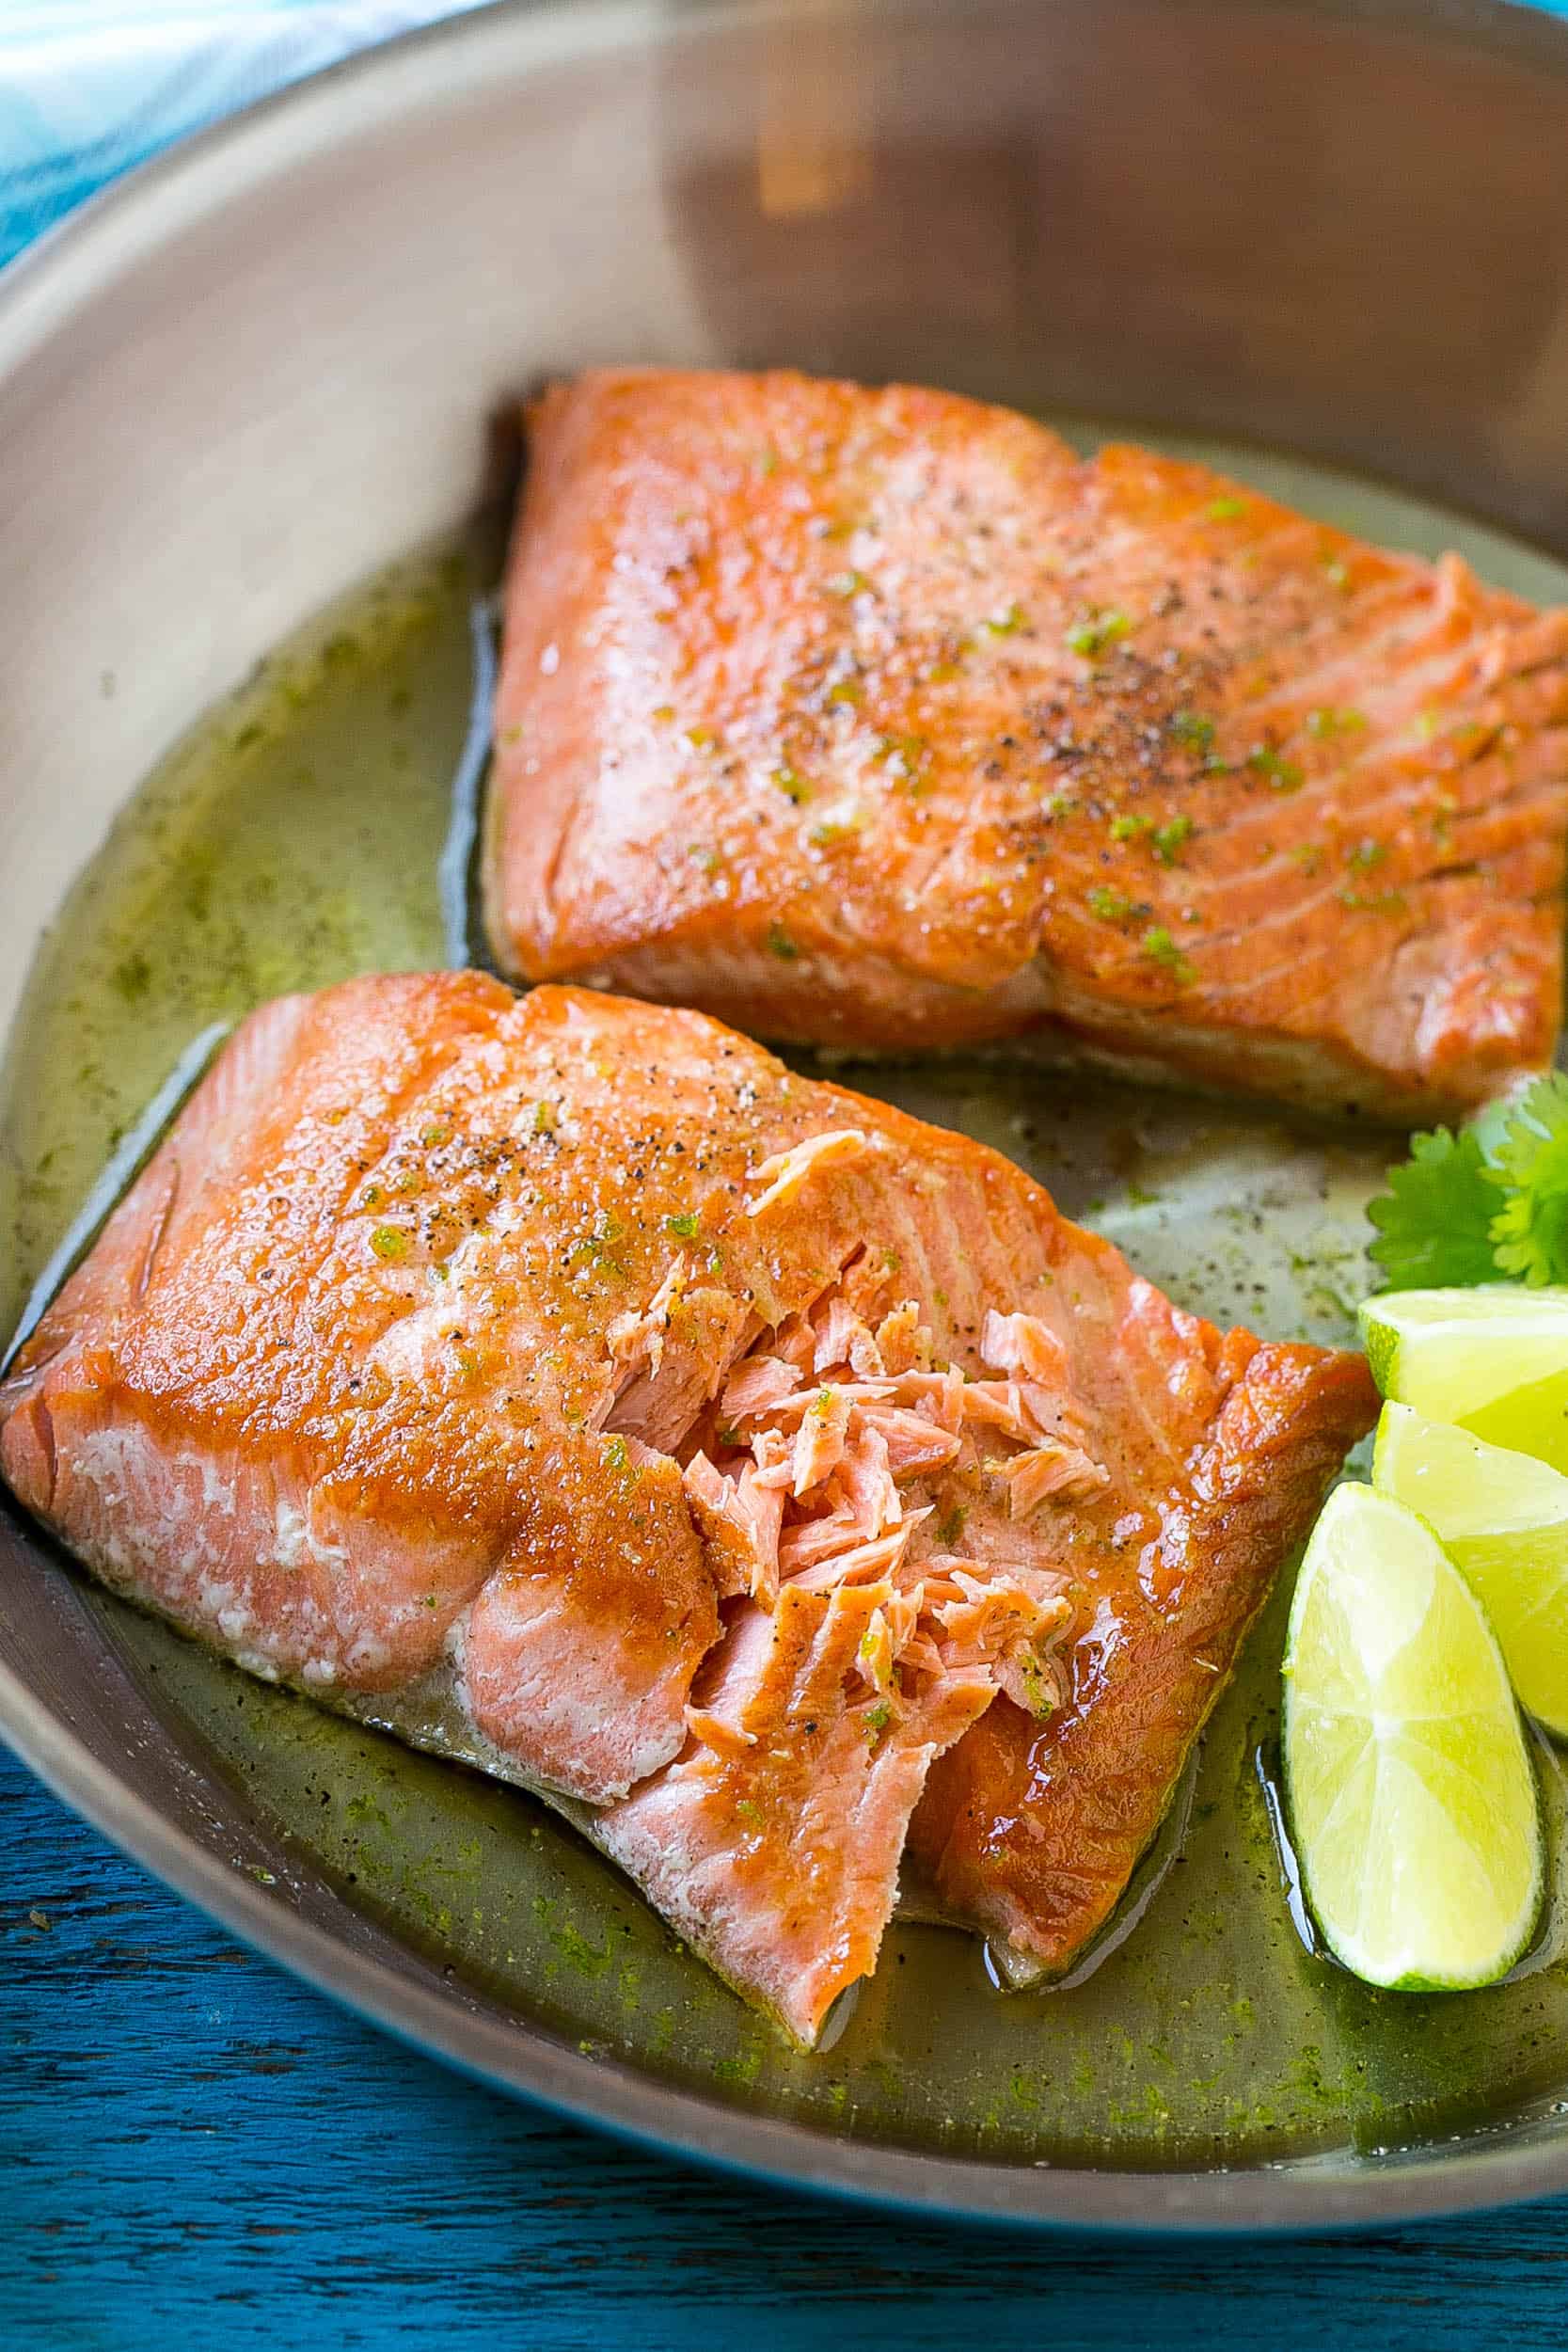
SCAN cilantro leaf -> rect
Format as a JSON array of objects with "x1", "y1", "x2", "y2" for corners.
[
  {"x1": 1487, "y1": 1073, "x2": 1568, "y2": 1285},
  {"x1": 1366, "y1": 1125, "x2": 1501, "y2": 1291}
]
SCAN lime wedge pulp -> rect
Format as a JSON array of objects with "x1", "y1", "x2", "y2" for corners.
[
  {"x1": 1358, "y1": 1285, "x2": 1568, "y2": 1475},
  {"x1": 1373, "y1": 1402, "x2": 1568, "y2": 1738},
  {"x1": 1282, "y1": 1482, "x2": 1542, "y2": 1990}
]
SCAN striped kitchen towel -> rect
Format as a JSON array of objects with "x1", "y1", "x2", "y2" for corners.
[{"x1": 0, "y1": 1, "x2": 493, "y2": 268}]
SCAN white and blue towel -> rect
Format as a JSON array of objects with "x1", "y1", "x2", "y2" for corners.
[{"x1": 0, "y1": 1, "x2": 489, "y2": 268}]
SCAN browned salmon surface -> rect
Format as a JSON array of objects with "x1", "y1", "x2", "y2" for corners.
[
  {"x1": 485, "y1": 368, "x2": 1568, "y2": 1119},
  {"x1": 906, "y1": 1332, "x2": 1375, "y2": 1975},
  {"x1": 0, "y1": 975, "x2": 1373, "y2": 2040}
]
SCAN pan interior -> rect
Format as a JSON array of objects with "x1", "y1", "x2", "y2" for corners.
[{"x1": 5, "y1": 426, "x2": 1568, "y2": 2173}]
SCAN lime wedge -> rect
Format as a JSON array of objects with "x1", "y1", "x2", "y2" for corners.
[
  {"x1": 1358, "y1": 1285, "x2": 1568, "y2": 1474},
  {"x1": 1282, "y1": 1482, "x2": 1542, "y2": 1990},
  {"x1": 1372, "y1": 1402, "x2": 1568, "y2": 1738}
]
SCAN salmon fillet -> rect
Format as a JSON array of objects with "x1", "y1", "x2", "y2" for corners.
[
  {"x1": 484, "y1": 368, "x2": 1568, "y2": 1120},
  {"x1": 0, "y1": 975, "x2": 1374, "y2": 2040}
]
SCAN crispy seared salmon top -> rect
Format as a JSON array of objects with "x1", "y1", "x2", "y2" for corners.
[
  {"x1": 485, "y1": 368, "x2": 1568, "y2": 1119},
  {"x1": 0, "y1": 976, "x2": 1374, "y2": 2039}
]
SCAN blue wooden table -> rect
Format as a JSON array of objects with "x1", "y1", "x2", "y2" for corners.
[
  {"x1": 11, "y1": 1740, "x2": 1568, "y2": 2347},
  {"x1": 8, "y1": 8, "x2": 1568, "y2": 2343},
  {"x1": 10, "y1": 1733, "x2": 1568, "y2": 2350}
]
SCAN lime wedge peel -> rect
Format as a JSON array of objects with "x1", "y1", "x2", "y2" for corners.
[
  {"x1": 1282, "y1": 1482, "x2": 1543, "y2": 1992},
  {"x1": 1372, "y1": 1402, "x2": 1568, "y2": 1740},
  {"x1": 1358, "y1": 1285, "x2": 1568, "y2": 1475}
]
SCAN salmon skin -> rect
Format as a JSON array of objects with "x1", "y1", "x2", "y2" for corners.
[
  {"x1": 0, "y1": 975, "x2": 1374, "y2": 2042},
  {"x1": 483, "y1": 368, "x2": 1568, "y2": 1121}
]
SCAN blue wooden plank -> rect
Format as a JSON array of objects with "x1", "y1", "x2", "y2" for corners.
[{"x1": 6, "y1": 1744, "x2": 1568, "y2": 2348}]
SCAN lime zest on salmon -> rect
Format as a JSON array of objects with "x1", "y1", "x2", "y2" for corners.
[
  {"x1": 485, "y1": 368, "x2": 1568, "y2": 1120},
  {"x1": 0, "y1": 975, "x2": 1374, "y2": 2041}
]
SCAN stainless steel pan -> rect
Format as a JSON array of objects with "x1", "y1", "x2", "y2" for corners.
[{"x1": 5, "y1": 0, "x2": 1568, "y2": 2229}]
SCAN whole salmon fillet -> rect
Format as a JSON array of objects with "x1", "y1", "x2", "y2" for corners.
[
  {"x1": 484, "y1": 369, "x2": 1568, "y2": 1120},
  {"x1": 0, "y1": 975, "x2": 1374, "y2": 2041}
]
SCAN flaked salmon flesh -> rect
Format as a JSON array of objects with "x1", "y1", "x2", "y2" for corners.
[
  {"x1": 0, "y1": 976, "x2": 1375, "y2": 2041},
  {"x1": 484, "y1": 368, "x2": 1568, "y2": 1120}
]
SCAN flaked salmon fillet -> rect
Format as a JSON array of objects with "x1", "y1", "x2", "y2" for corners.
[
  {"x1": 0, "y1": 976, "x2": 1373, "y2": 2041},
  {"x1": 484, "y1": 368, "x2": 1568, "y2": 1120}
]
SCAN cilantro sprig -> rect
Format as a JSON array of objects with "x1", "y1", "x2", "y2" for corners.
[
  {"x1": 1368, "y1": 1074, "x2": 1568, "y2": 1291},
  {"x1": 1366, "y1": 1127, "x2": 1501, "y2": 1290},
  {"x1": 1488, "y1": 1074, "x2": 1568, "y2": 1284}
]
